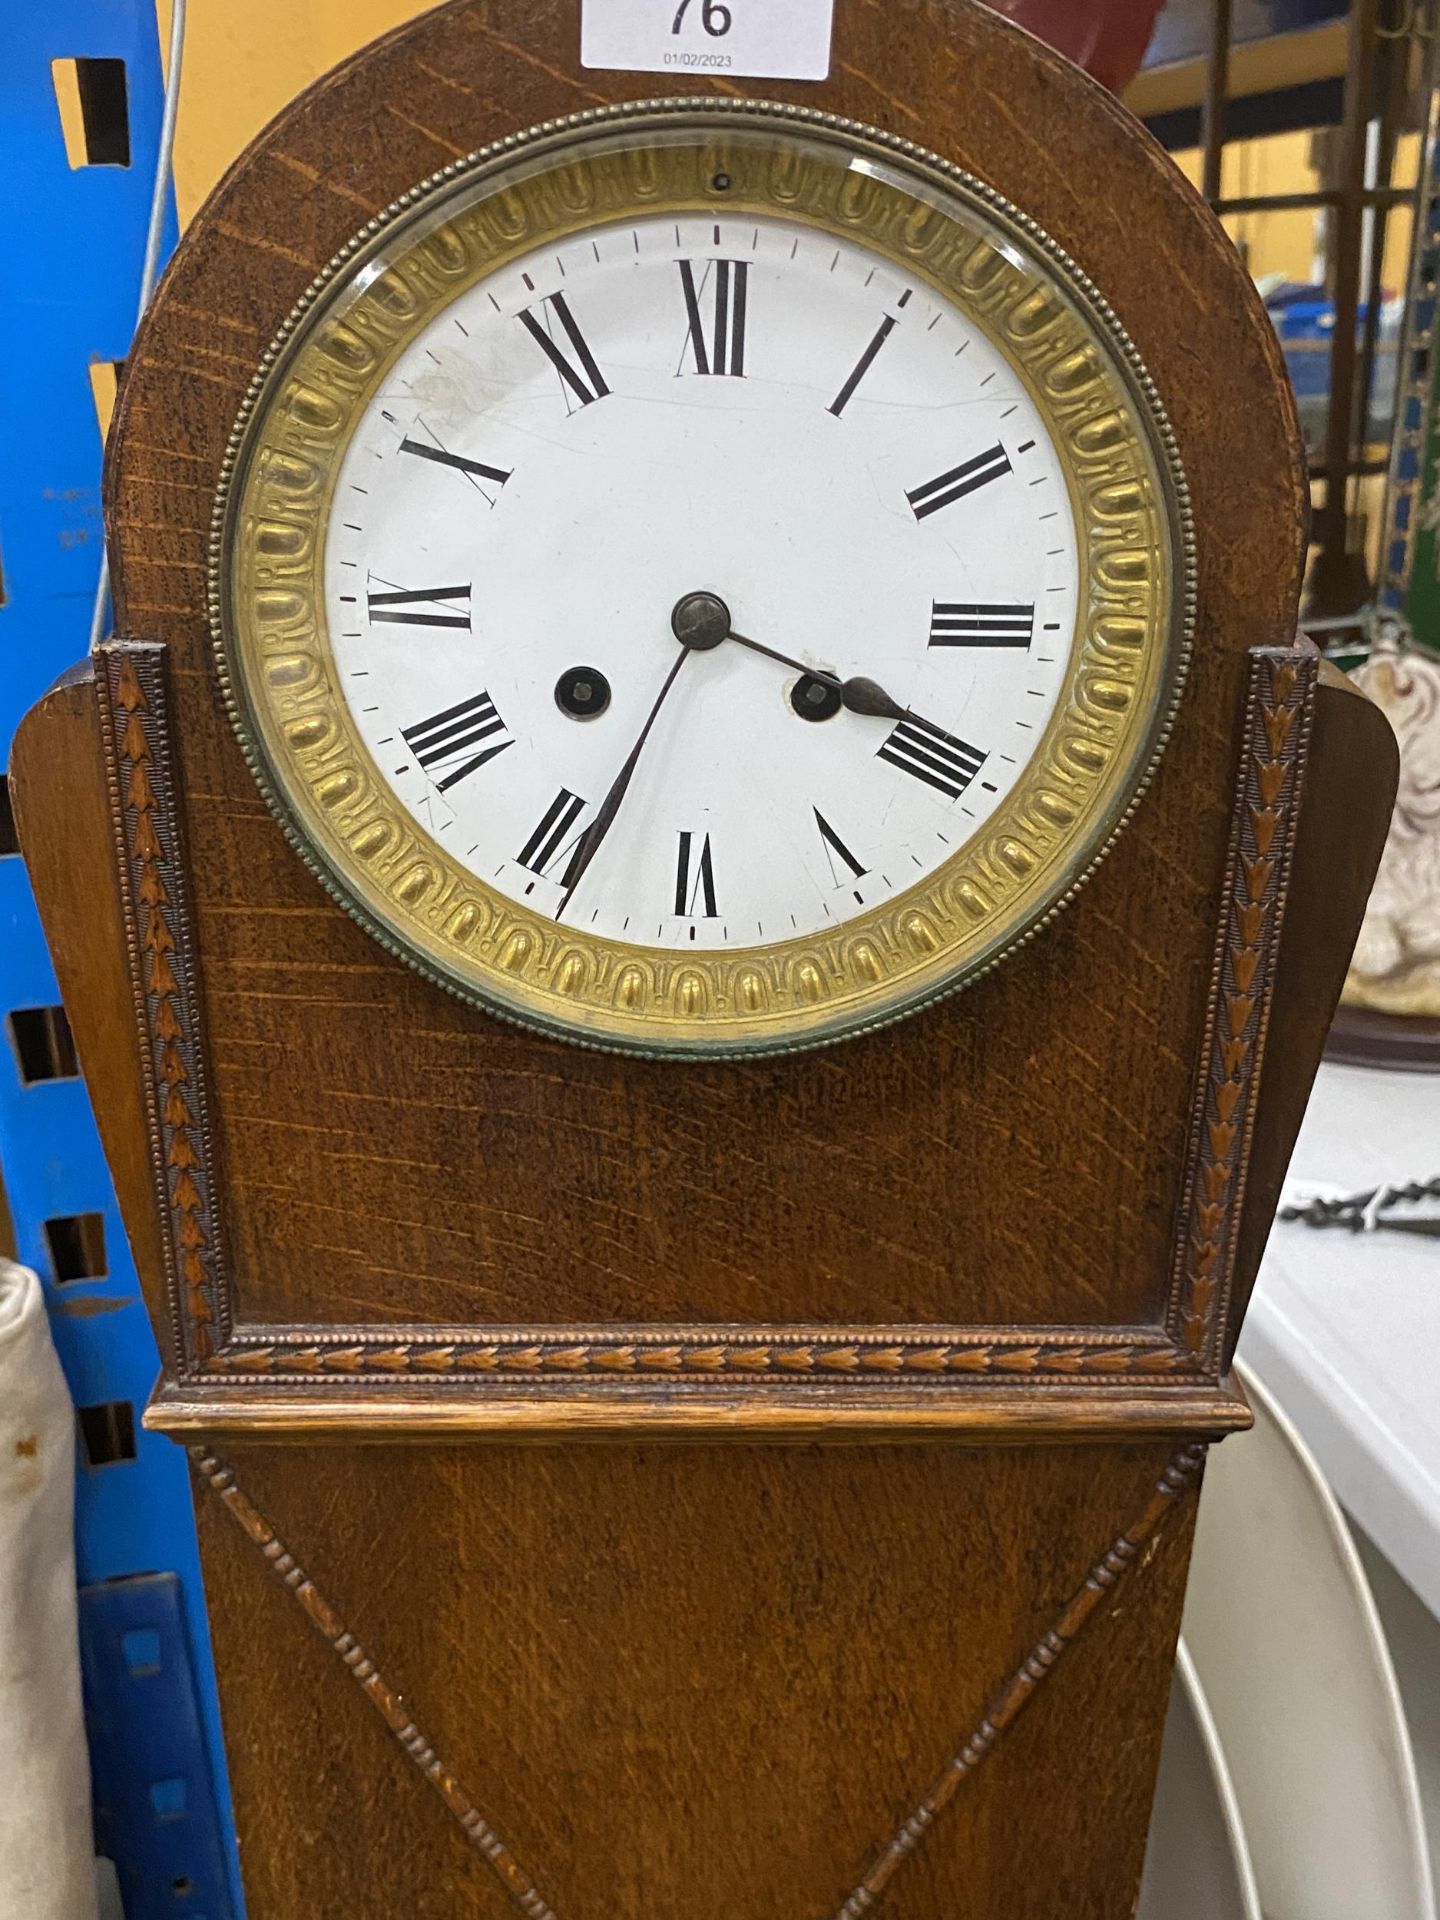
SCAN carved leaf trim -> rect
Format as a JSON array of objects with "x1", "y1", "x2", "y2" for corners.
[
  {"x1": 1166, "y1": 646, "x2": 1315, "y2": 1365},
  {"x1": 99, "y1": 642, "x2": 229, "y2": 1361},
  {"x1": 207, "y1": 1333, "x2": 1188, "y2": 1381}
]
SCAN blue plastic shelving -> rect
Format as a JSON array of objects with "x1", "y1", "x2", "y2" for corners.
[{"x1": 0, "y1": 4, "x2": 242, "y2": 1912}]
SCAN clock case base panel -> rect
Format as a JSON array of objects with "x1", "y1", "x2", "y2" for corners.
[
  {"x1": 6, "y1": 2, "x2": 1401, "y2": 1916},
  {"x1": 186, "y1": 1437, "x2": 1200, "y2": 1920}
]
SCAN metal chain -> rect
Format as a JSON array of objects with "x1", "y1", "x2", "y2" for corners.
[{"x1": 1279, "y1": 1175, "x2": 1440, "y2": 1234}]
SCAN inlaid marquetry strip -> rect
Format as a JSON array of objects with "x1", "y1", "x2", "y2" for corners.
[
  {"x1": 210, "y1": 1326, "x2": 1187, "y2": 1382},
  {"x1": 1166, "y1": 645, "x2": 1316, "y2": 1367},
  {"x1": 831, "y1": 1443, "x2": 1206, "y2": 1918},
  {"x1": 99, "y1": 640, "x2": 231, "y2": 1366},
  {"x1": 191, "y1": 1448, "x2": 561, "y2": 1920}
]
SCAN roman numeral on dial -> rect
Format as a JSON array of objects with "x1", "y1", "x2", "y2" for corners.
[
  {"x1": 402, "y1": 691, "x2": 511, "y2": 791},
  {"x1": 828, "y1": 315, "x2": 896, "y2": 417},
  {"x1": 907, "y1": 443, "x2": 1012, "y2": 521},
  {"x1": 929, "y1": 601, "x2": 1035, "y2": 648},
  {"x1": 675, "y1": 830, "x2": 718, "y2": 918},
  {"x1": 399, "y1": 438, "x2": 511, "y2": 488},
  {"x1": 367, "y1": 582, "x2": 472, "y2": 630},
  {"x1": 814, "y1": 809, "x2": 867, "y2": 886},
  {"x1": 678, "y1": 259, "x2": 748, "y2": 376},
  {"x1": 878, "y1": 714, "x2": 986, "y2": 800},
  {"x1": 518, "y1": 292, "x2": 609, "y2": 408},
  {"x1": 518, "y1": 789, "x2": 589, "y2": 885}
]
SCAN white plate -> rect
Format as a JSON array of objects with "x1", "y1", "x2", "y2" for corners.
[
  {"x1": 1138, "y1": 1642, "x2": 1262, "y2": 1920},
  {"x1": 1182, "y1": 1361, "x2": 1436, "y2": 1920}
]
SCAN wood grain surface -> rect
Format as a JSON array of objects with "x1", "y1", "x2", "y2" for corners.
[
  {"x1": 1225, "y1": 657, "x2": 1401, "y2": 1354},
  {"x1": 6, "y1": 665, "x2": 175, "y2": 1351}
]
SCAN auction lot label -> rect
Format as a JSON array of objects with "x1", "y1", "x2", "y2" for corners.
[{"x1": 581, "y1": 0, "x2": 835, "y2": 80}]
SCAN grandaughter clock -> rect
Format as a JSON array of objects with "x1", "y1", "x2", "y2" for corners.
[{"x1": 13, "y1": 4, "x2": 1396, "y2": 1917}]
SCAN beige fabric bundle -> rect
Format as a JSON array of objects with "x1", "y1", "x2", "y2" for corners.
[{"x1": 0, "y1": 1258, "x2": 98, "y2": 1920}]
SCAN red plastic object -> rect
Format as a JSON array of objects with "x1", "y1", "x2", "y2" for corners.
[{"x1": 987, "y1": 0, "x2": 1166, "y2": 93}]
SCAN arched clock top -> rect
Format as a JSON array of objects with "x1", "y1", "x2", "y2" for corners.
[{"x1": 206, "y1": 102, "x2": 1193, "y2": 1055}]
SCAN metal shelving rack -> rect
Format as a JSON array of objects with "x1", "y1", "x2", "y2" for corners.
[
  {"x1": 1196, "y1": 0, "x2": 1428, "y2": 618},
  {"x1": 0, "y1": 4, "x2": 241, "y2": 1914}
]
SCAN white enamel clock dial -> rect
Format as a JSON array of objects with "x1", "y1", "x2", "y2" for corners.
[
  {"x1": 219, "y1": 104, "x2": 1187, "y2": 1056},
  {"x1": 323, "y1": 213, "x2": 1078, "y2": 953}
]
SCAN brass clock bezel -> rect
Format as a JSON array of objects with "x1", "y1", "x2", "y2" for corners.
[{"x1": 209, "y1": 98, "x2": 1194, "y2": 1060}]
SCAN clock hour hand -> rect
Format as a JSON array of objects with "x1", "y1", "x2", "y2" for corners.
[
  {"x1": 668, "y1": 595, "x2": 907, "y2": 721},
  {"x1": 721, "y1": 626, "x2": 905, "y2": 721},
  {"x1": 716, "y1": 627, "x2": 983, "y2": 775},
  {"x1": 720, "y1": 618, "x2": 987, "y2": 770}
]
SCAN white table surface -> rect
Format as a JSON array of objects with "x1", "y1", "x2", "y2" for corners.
[{"x1": 1240, "y1": 1061, "x2": 1440, "y2": 1620}]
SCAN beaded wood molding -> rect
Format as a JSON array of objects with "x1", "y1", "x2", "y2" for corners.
[
  {"x1": 97, "y1": 643, "x2": 235, "y2": 1372},
  {"x1": 1166, "y1": 644, "x2": 1314, "y2": 1370},
  {"x1": 190, "y1": 1447, "x2": 561, "y2": 1920},
  {"x1": 831, "y1": 1442, "x2": 1205, "y2": 1916},
  {"x1": 193, "y1": 1438, "x2": 1204, "y2": 1917},
  {"x1": 100, "y1": 641, "x2": 1315, "y2": 1432}
]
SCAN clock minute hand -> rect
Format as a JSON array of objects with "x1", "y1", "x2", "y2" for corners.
[{"x1": 555, "y1": 643, "x2": 693, "y2": 922}]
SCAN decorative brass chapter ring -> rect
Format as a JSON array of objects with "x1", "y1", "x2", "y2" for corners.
[{"x1": 211, "y1": 100, "x2": 1193, "y2": 1058}]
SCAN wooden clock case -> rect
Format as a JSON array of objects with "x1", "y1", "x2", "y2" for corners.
[{"x1": 12, "y1": 3, "x2": 1398, "y2": 1915}]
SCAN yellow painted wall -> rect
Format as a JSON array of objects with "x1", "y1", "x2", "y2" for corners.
[{"x1": 157, "y1": 0, "x2": 432, "y2": 224}]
